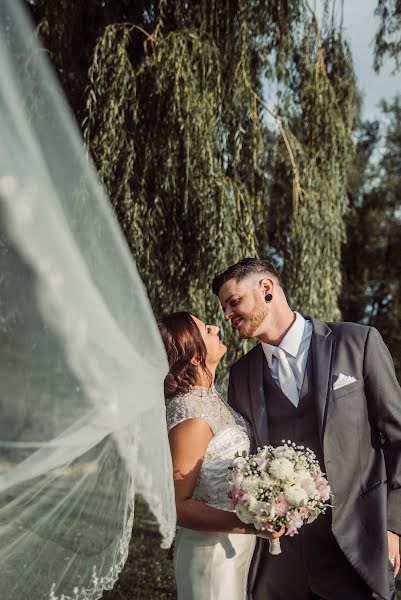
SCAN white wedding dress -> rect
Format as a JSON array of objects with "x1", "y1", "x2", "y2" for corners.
[{"x1": 166, "y1": 386, "x2": 256, "y2": 600}]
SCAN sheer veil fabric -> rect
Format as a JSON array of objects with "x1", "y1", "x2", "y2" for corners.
[{"x1": 0, "y1": 1, "x2": 175, "y2": 598}]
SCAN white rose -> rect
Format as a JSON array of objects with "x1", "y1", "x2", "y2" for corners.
[
  {"x1": 268, "y1": 457, "x2": 294, "y2": 481},
  {"x1": 248, "y1": 499, "x2": 276, "y2": 519},
  {"x1": 244, "y1": 494, "x2": 259, "y2": 512},
  {"x1": 284, "y1": 485, "x2": 309, "y2": 507},
  {"x1": 299, "y1": 477, "x2": 317, "y2": 498},
  {"x1": 235, "y1": 503, "x2": 255, "y2": 524},
  {"x1": 294, "y1": 469, "x2": 310, "y2": 480}
]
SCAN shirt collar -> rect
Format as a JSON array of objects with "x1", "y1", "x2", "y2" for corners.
[{"x1": 261, "y1": 312, "x2": 306, "y2": 366}]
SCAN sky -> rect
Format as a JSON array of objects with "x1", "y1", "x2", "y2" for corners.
[{"x1": 317, "y1": 0, "x2": 400, "y2": 120}]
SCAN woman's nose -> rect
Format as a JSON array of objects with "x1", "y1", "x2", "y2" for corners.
[{"x1": 212, "y1": 325, "x2": 220, "y2": 334}]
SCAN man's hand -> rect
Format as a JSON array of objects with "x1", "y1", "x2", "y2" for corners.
[{"x1": 387, "y1": 531, "x2": 400, "y2": 576}]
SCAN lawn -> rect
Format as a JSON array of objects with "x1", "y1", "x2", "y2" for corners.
[{"x1": 102, "y1": 496, "x2": 176, "y2": 600}]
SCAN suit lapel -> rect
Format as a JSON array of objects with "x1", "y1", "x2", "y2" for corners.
[
  {"x1": 246, "y1": 319, "x2": 335, "y2": 447},
  {"x1": 309, "y1": 317, "x2": 336, "y2": 441},
  {"x1": 248, "y1": 344, "x2": 269, "y2": 447}
]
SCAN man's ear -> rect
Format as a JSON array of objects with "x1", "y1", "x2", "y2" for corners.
[{"x1": 260, "y1": 277, "x2": 274, "y2": 295}]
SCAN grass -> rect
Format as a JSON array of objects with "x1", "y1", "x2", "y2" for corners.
[
  {"x1": 103, "y1": 496, "x2": 401, "y2": 600},
  {"x1": 102, "y1": 496, "x2": 176, "y2": 600}
]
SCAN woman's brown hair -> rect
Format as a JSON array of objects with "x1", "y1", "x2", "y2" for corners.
[{"x1": 157, "y1": 312, "x2": 212, "y2": 399}]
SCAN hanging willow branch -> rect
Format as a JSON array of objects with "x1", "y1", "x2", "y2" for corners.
[
  {"x1": 277, "y1": 3, "x2": 357, "y2": 320},
  {"x1": 83, "y1": 10, "x2": 268, "y2": 380},
  {"x1": 245, "y1": 84, "x2": 305, "y2": 218},
  {"x1": 79, "y1": 0, "x2": 358, "y2": 381},
  {"x1": 240, "y1": 1, "x2": 356, "y2": 322}
]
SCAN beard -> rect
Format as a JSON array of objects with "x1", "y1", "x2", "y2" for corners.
[{"x1": 239, "y1": 299, "x2": 268, "y2": 339}]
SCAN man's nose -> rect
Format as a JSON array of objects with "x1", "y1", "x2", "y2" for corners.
[{"x1": 224, "y1": 307, "x2": 233, "y2": 320}]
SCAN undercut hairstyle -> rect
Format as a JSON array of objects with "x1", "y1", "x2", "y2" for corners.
[
  {"x1": 212, "y1": 257, "x2": 282, "y2": 296},
  {"x1": 157, "y1": 311, "x2": 212, "y2": 399}
]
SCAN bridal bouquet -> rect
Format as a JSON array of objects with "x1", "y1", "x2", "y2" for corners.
[{"x1": 228, "y1": 441, "x2": 332, "y2": 554}]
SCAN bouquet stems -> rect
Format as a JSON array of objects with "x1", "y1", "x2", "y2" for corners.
[{"x1": 269, "y1": 538, "x2": 282, "y2": 555}]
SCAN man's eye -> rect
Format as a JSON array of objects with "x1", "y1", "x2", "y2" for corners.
[{"x1": 231, "y1": 299, "x2": 240, "y2": 306}]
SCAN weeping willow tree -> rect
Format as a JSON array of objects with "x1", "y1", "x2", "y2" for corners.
[
  {"x1": 32, "y1": 0, "x2": 359, "y2": 375},
  {"x1": 82, "y1": 2, "x2": 269, "y2": 373},
  {"x1": 374, "y1": 0, "x2": 401, "y2": 73},
  {"x1": 272, "y1": 5, "x2": 358, "y2": 319}
]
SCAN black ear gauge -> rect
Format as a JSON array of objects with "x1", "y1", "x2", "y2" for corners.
[{"x1": 265, "y1": 293, "x2": 273, "y2": 302}]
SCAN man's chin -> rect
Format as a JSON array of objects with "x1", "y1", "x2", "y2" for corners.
[
  {"x1": 238, "y1": 326, "x2": 255, "y2": 339},
  {"x1": 238, "y1": 320, "x2": 264, "y2": 339}
]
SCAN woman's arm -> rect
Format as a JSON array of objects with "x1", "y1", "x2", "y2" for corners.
[{"x1": 169, "y1": 417, "x2": 252, "y2": 533}]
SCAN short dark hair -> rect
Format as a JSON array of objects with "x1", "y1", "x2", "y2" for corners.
[
  {"x1": 212, "y1": 257, "x2": 282, "y2": 295},
  {"x1": 157, "y1": 311, "x2": 212, "y2": 399}
]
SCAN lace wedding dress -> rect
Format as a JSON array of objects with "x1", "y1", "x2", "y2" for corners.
[{"x1": 166, "y1": 386, "x2": 256, "y2": 600}]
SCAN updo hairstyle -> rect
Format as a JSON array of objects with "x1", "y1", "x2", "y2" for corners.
[{"x1": 157, "y1": 311, "x2": 212, "y2": 399}]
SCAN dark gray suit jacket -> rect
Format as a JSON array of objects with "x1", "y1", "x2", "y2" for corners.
[{"x1": 227, "y1": 318, "x2": 401, "y2": 600}]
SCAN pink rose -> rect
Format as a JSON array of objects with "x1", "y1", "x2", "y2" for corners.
[
  {"x1": 314, "y1": 475, "x2": 331, "y2": 502},
  {"x1": 319, "y1": 484, "x2": 330, "y2": 502},
  {"x1": 299, "y1": 506, "x2": 310, "y2": 519},
  {"x1": 286, "y1": 509, "x2": 303, "y2": 536},
  {"x1": 274, "y1": 493, "x2": 290, "y2": 517}
]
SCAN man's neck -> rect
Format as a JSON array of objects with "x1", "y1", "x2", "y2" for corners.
[{"x1": 258, "y1": 307, "x2": 296, "y2": 346}]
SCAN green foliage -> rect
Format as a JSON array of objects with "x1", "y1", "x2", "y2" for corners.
[
  {"x1": 81, "y1": 1, "x2": 360, "y2": 378},
  {"x1": 341, "y1": 96, "x2": 401, "y2": 377},
  {"x1": 83, "y1": 3, "x2": 271, "y2": 379},
  {"x1": 32, "y1": 0, "x2": 359, "y2": 382},
  {"x1": 268, "y1": 14, "x2": 358, "y2": 319},
  {"x1": 30, "y1": 0, "x2": 151, "y2": 123},
  {"x1": 374, "y1": 0, "x2": 401, "y2": 73}
]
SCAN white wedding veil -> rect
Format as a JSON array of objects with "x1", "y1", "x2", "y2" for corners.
[{"x1": 0, "y1": 1, "x2": 175, "y2": 598}]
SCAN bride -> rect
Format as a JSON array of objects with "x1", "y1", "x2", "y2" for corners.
[{"x1": 158, "y1": 311, "x2": 283, "y2": 600}]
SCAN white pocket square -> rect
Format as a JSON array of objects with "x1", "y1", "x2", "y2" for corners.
[{"x1": 332, "y1": 373, "x2": 357, "y2": 390}]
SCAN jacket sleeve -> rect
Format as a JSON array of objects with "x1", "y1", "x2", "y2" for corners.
[
  {"x1": 227, "y1": 364, "x2": 239, "y2": 411},
  {"x1": 364, "y1": 326, "x2": 401, "y2": 535}
]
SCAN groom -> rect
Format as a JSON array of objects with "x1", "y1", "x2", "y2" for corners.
[{"x1": 212, "y1": 258, "x2": 401, "y2": 600}]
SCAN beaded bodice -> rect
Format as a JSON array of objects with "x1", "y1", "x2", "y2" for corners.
[{"x1": 166, "y1": 386, "x2": 253, "y2": 510}]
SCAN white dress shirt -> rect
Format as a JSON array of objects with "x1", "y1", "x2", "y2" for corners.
[{"x1": 261, "y1": 312, "x2": 313, "y2": 397}]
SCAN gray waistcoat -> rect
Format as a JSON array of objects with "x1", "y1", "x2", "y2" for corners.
[{"x1": 263, "y1": 354, "x2": 325, "y2": 469}]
